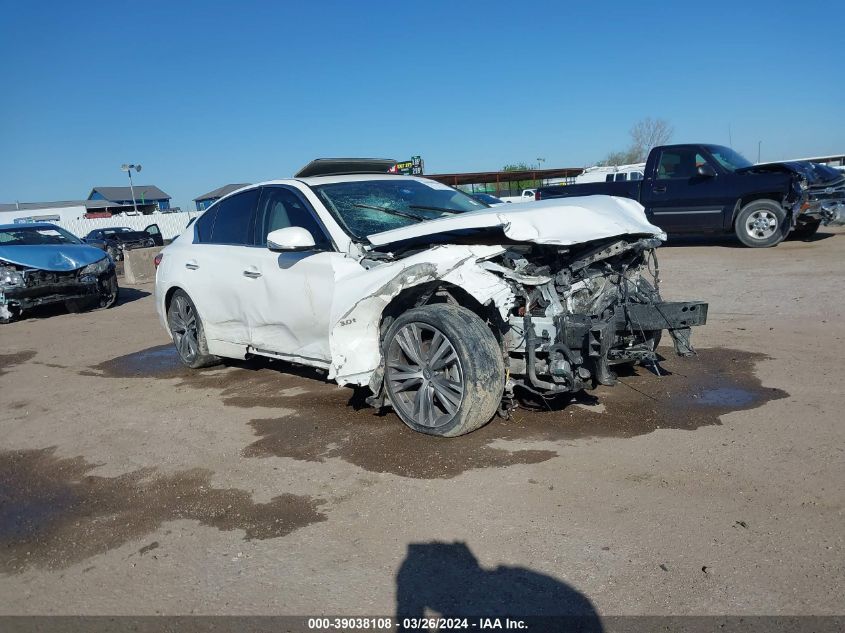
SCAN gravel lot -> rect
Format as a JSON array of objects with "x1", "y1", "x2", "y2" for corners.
[{"x1": 0, "y1": 229, "x2": 843, "y2": 616}]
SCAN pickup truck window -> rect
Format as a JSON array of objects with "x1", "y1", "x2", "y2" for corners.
[
  {"x1": 708, "y1": 146, "x2": 754, "y2": 172},
  {"x1": 656, "y1": 149, "x2": 708, "y2": 180}
]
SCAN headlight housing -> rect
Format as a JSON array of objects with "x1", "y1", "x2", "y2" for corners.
[
  {"x1": 0, "y1": 266, "x2": 23, "y2": 286},
  {"x1": 81, "y1": 257, "x2": 111, "y2": 276}
]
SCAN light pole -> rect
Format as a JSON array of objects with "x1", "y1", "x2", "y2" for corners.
[
  {"x1": 121, "y1": 163, "x2": 142, "y2": 214},
  {"x1": 757, "y1": 142, "x2": 761, "y2": 164}
]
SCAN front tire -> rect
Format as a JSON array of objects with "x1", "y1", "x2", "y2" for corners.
[
  {"x1": 99, "y1": 272, "x2": 119, "y2": 308},
  {"x1": 166, "y1": 289, "x2": 220, "y2": 369},
  {"x1": 382, "y1": 304, "x2": 505, "y2": 437},
  {"x1": 734, "y1": 200, "x2": 788, "y2": 247}
]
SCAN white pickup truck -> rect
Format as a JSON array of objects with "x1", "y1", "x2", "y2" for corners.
[{"x1": 498, "y1": 189, "x2": 536, "y2": 203}]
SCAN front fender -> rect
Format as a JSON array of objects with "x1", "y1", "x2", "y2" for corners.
[{"x1": 327, "y1": 245, "x2": 514, "y2": 386}]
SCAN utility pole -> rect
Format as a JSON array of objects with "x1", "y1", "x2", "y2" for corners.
[{"x1": 121, "y1": 163, "x2": 142, "y2": 214}]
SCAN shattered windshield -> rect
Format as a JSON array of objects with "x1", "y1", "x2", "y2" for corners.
[
  {"x1": 310, "y1": 179, "x2": 486, "y2": 239},
  {"x1": 0, "y1": 226, "x2": 82, "y2": 246},
  {"x1": 707, "y1": 145, "x2": 754, "y2": 172}
]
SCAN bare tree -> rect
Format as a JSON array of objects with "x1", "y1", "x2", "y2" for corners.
[
  {"x1": 629, "y1": 117, "x2": 674, "y2": 162},
  {"x1": 602, "y1": 117, "x2": 674, "y2": 165}
]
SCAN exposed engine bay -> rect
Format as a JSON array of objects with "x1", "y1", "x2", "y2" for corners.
[{"x1": 480, "y1": 236, "x2": 707, "y2": 399}]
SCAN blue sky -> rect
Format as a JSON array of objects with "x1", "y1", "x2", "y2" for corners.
[{"x1": 1, "y1": 0, "x2": 843, "y2": 210}]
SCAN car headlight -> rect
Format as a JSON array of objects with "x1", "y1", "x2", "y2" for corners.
[
  {"x1": 81, "y1": 257, "x2": 111, "y2": 276},
  {"x1": 0, "y1": 266, "x2": 23, "y2": 286}
]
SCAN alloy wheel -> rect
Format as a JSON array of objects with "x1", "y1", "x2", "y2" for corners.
[
  {"x1": 169, "y1": 295, "x2": 199, "y2": 363},
  {"x1": 746, "y1": 209, "x2": 778, "y2": 240},
  {"x1": 386, "y1": 323, "x2": 464, "y2": 429}
]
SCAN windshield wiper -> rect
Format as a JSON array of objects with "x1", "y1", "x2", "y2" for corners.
[
  {"x1": 408, "y1": 204, "x2": 461, "y2": 214},
  {"x1": 353, "y1": 203, "x2": 427, "y2": 222}
]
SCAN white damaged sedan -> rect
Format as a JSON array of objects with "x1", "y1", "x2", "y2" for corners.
[{"x1": 155, "y1": 160, "x2": 707, "y2": 436}]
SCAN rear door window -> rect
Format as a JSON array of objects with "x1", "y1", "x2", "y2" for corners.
[
  {"x1": 209, "y1": 189, "x2": 260, "y2": 245},
  {"x1": 194, "y1": 207, "x2": 218, "y2": 243}
]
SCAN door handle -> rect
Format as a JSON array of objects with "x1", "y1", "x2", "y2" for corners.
[
  {"x1": 185, "y1": 260, "x2": 199, "y2": 270},
  {"x1": 652, "y1": 186, "x2": 667, "y2": 194},
  {"x1": 243, "y1": 269, "x2": 262, "y2": 279}
]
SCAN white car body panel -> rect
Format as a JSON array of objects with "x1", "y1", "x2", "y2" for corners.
[
  {"x1": 325, "y1": 244, "x2": 512, "y2": 386},
  {"x1": 155, "y1": 176, "x2": 664, "y2": 388}
]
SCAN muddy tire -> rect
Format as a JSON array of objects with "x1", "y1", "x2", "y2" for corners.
[
  {"x1": 734, "y1": 200, "x2": 788, "y2": 247},
  {"x1": 382, "y1": 304, "x2": 505, "y2": 437},
  {"x1": 790, "y1": 218, "x2": 821, "y2": 240},
  {"x1": 166, "y1": 289, "x2": 220, "y2": 369}
]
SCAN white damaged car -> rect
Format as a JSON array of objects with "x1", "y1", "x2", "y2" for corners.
[{"x1": 155, "y1": 159, "x2": 708, "y2": 436}]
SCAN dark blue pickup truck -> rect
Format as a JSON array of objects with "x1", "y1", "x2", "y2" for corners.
[{"x1": 536, "y1": 144, "x2": 844, "y2": 247}]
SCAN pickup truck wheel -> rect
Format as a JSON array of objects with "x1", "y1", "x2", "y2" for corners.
[
  {"x1": 166, "y1": 290, "x2": 220, "y2": 369},
  {"x1": 735, "y1": 201, "x2": 787, "y2": 247},
  {"x1": 383, "y1": 304, "x2": 505, "y2": 437}
]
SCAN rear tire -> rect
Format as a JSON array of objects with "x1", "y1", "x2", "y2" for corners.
[
  {"x1": 734, "y1": 200, "x2": 788, "y2": 247},
  {"x1": 166, "y1": 289, "x2": 220, "y2": 369},
  {"x1": 382, "y1": 304, "x2": 505, "y2": 437}
]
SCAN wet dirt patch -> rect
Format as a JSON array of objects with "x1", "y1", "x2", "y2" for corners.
[
  {"x1": 86, "y1": 345, "x2": 326, "y2": 408},
  {"x1": 86, "y1": 346, "x2": 787, "y2": 479},
  {"x1": 0, "y1": 350, "x2": 36, "y2": 377},
  {"x1": 243, "y1": 348, "x2": 788, "y2": 478},
  {"x1": 89, "y1": 344, "x2": 190, "y2": 379},
  {"x1": 0, "y1": 447, "x2": 326, "y2": 574}
]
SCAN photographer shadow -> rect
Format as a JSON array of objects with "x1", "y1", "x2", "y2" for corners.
[{"x1": 396, "y1": 541, "x2": 603, "y2": 632}]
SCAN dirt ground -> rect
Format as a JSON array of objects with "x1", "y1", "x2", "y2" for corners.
[{"x1": 0, "y1": 229, "x2": 843, "y2": 617}]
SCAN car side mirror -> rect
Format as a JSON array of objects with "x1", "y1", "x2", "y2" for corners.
[
  {"x1": 267, "y1": 226, "x2": 316, "y2": 252},
  {"x1": 696, "y1": 164, "x2": 717, "y2": 178}
]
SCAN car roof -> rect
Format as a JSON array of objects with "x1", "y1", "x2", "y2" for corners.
[
  {"x1": 294, "y1": 158, "x2": 397, "y2": 178},
  {"x1": 249, "y1": 174, "x2": 432, "y2": 187},
  {"x1": 0, "y1": 222, "x2": 61, "y2": 230},
  {"x1": 206, "y1": 174, "x2": 447, "y2": 208}
]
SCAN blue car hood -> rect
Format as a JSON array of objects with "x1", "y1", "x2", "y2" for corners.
[{"x1": 0, "y1": 244, "x2": 108, "y2": 272}]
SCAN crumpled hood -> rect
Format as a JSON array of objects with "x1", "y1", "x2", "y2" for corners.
[
  {"x1": 0, "y1": 244, "x2": 108, "y2": 271},
  {"x1": 739, "y1": 161, "x2": 844, "y2": 187},
  {"x1": 366, "y1": 196, "x2": 665, "y2": 247}
]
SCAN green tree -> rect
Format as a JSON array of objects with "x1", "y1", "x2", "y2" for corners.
[{"x1": 501, "y1": 162, "x2": 539, "y2": 193}]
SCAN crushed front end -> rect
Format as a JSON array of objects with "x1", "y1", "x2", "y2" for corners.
[
  {"x1": 485, "y1": 236, "x2": 708, "y2": 397},
  {"x1": 0, "y1": 258, "x2": 116, "y2": 322},
  {"x1": 805, "y1": 177, "x2": 845, "y2": 227}
]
